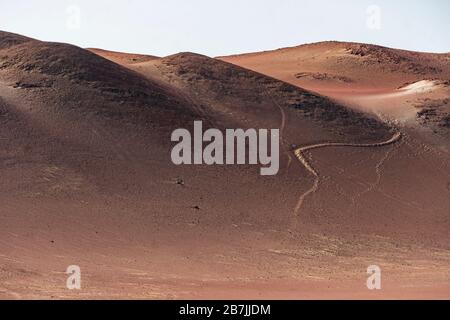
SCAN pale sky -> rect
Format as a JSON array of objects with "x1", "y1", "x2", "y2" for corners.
[{"x1": 1, "y1": 0, "x2": 449, "y2": 57}]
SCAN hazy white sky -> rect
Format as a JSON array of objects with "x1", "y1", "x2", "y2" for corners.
[{"x1": 1, "y1": 0, "x2": 449, "y2": 56}]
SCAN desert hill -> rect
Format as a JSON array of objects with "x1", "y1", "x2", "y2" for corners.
[
  {"x1": 1, "y1": 32, "x2": 449, "y2": 299},
  {"x1": 220, "y1": 42, "x2": 450, "y2": 140},
  {"x1": 219, "y1": 41, "x2": 450, "y2": 90},
  {"x1": 87, "y1": 48, "x2": 159, "y2": 65}
]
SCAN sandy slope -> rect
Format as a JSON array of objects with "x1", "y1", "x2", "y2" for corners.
[
  {"x1": 87, "y1": 48, "x2": 159, "y2": 65},
  {"x1": 219, "y1": 42, "x2": 450, "y2": 91},
  {"x1": 1, "y1": 32, "x2": 449, "y2": 299},
  {"x1": 220, "y1": 42, "x2": 450, "y2": 143}
]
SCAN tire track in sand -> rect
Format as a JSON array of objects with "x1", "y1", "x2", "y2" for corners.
[
  {"x1": 293, "y1": 131, "x2": 402, "y2": 215},
  {"x1": 264, "y1": 92, "x2": 293, "y2": 175},
  {"x1": 349, "y1": 137, "x2": 402, "y2": 210}
]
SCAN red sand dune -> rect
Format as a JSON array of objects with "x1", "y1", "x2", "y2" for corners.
[
  {"x1": 220, "y1": 42, "x2": 450, "y2": 143},
  {"x1": 87, "y1": 48, "x2": 159, "y2": 65},
  {"x1": 0, "y1": 31, "x2": 449, "y2": 299}
]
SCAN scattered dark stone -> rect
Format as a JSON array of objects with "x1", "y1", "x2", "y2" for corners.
[
  {"x1": 13, "y1": 81, "x2": 40, "y2": 89},
  {"x1": 176, "y1": 177, "x2": 185, "y2": 186},
  {"x1": 13, "y1": 79, "x2": 54, "y2": 89},
  {"x1": 441, "y1": 115, "x2": 450, "y2": 128}
]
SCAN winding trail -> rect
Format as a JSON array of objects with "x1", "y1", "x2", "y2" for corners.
[
  {"x1": 263, "y1": 91, "x2": 402, "y2": 217},
  {"x1": 293, "y1": 131, "x2": 402, "y2": 215},
  {"x1": 265, "y1": 92, "x2": 293, "y2": 175},
  {"x1": 349, "y1": 138, "x2": 401, "y2": 210}
]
